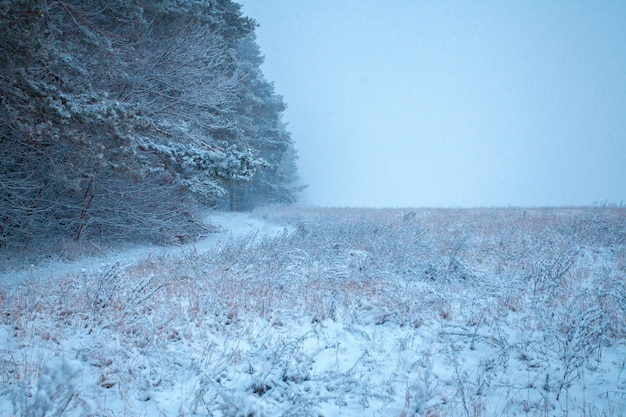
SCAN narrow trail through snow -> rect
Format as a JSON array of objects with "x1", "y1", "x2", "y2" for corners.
[{"x1": 1, "y1": 211, "x2": 288, "y2": 289}]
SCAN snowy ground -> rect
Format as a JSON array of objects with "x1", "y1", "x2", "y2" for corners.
[
  {"x1": 1, "y1": 206, "x2": 625, "y2": 416},
  {"x1": 0, "y1": 211, "x2": 289, "y2": 290}
]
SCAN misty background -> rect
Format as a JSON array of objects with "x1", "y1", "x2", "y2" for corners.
[{"x1": 240, "y1": 0, "x2": 626, "y2": 207}]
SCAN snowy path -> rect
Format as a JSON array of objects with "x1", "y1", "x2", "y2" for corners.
[{"x1": 1, "y1": 211, "x2": 288, "y2": 289}]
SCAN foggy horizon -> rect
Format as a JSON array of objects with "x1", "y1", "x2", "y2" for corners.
[{"x1": 240, "y1": 1, "x2": 626, "y2": 208}]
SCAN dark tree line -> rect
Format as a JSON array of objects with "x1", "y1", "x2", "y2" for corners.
[{"x1": 0, "y1": 0, "x2": 303, "y2": 248}]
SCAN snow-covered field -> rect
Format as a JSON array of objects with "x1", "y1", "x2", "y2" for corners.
[{"x1": 1, "y1": 206, "x2": 625, "y2": 416}]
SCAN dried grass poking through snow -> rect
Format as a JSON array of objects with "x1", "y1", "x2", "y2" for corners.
[{"x1": 1, "y1": 206, "x2": 625, "y2": 416}]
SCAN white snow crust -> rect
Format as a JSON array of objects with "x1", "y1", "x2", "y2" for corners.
[{"x1": 1, "y1": 206, "x2": 625, "y2": 416}]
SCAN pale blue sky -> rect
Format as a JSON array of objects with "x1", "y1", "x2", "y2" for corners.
[{"x1": 239, "y1": 0, "x2": 626, "y2": 207}]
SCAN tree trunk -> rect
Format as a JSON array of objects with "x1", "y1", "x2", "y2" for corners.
[{"x1": 74, "y1": 176, "x2": 95, "y2": 241}]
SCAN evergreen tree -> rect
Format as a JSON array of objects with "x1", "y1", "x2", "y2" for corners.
[
  {"x1": 228, "y1": 32, "x2": 304, "y2": 210},
  {"x1": 0, "y1": 0, "x2": 303, "y2": 248}
]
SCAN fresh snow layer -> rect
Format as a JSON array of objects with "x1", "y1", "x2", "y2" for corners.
[
  {"x1": 1, "y1": 210, "x2": 289, "y2": 290},
  {"x1": 1, "y1": 207, "x2": 625, "y2": 416}
]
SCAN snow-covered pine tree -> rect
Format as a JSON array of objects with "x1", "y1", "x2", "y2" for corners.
[
  {"x1": 227, "y1": 32, "x2": 305, "y2": 210},
  {"x1": 0, "y1": 0, "x2": 302, "y2": 247}
]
